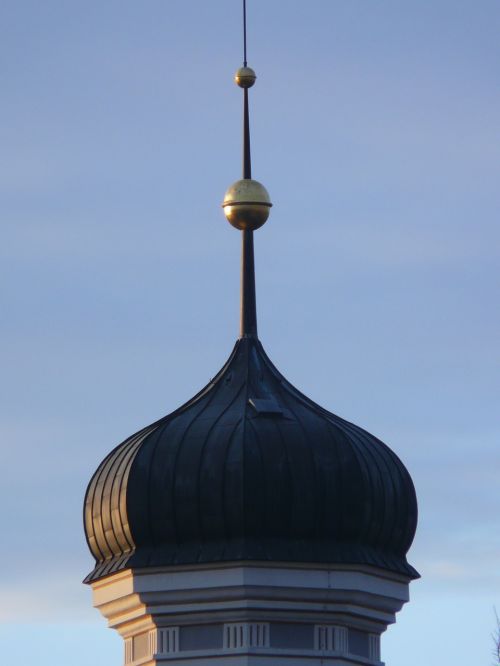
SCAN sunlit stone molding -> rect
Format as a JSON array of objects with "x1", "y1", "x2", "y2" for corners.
[{"x1": 91, "y1": 563, "x2": 410, "y2": 666}]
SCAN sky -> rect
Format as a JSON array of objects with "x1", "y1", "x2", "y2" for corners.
[{"x1": 1, "y1": 0, "x2": 499, "y2": 664}]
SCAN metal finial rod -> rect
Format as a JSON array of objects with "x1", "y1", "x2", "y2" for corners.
[
  {"x1": 221, "y1": 1, "x2": 271, "y2": 339},
  {"x1": 243, "y1": 0, "x2": 248, "y2": 66},
  {"x1": 240, "y1": 230, "x2": 257, "y2": 337},
  {"x1": 243, "y1": 88, "x2": 251, "y2": 179},
  {"x1": 241, "y1": 3, "x2": 256, "y2": 338},
  {"x1": 241, "y1": 15, "x2": 256, "y2": 338}
]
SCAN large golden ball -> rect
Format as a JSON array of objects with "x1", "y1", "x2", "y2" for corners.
[
  {"x1": 234, "y1": 66, "x2": 256, "y2": 88},
  {"x1": 222, "y1": 179, "x2": 272, "y2": 231}
]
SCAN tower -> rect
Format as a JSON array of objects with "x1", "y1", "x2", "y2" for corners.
[{"x1": 83, "y1": 6, "x2": 418, "y2": 665}]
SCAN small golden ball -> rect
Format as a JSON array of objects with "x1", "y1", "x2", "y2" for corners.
[
  {"x1": 222, "y1": 179, "x2": 272, "y2": 231},
  {"x1": 234, "y1": 66, "x2": 256, "y2": 88}
]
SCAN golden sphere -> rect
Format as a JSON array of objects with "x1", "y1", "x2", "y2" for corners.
[
  {"x1": 234, "y1": 66, "x2": 256, "y2": 88},
  {"x1": 222, "y1": 179, "x2": 272, "y2": 231}
]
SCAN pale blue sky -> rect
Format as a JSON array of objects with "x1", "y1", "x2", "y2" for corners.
[{"x1": 1, "y1": 1, "x2": 499, "y2": 664}]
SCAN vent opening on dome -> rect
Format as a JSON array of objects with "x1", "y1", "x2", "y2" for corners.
[{"x1": 248, "y1": 396, "x2": 283, "y2": 415}]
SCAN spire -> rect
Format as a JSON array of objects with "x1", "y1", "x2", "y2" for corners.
[{"x1": 222, "y1": 0, "x2": 272, "y2": 339}]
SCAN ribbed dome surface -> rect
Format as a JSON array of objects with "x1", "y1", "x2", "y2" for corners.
[{"x1": 84, "y1": 337, "x2": 418, "y2": 583}]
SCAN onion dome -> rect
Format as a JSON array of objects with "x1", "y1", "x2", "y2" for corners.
[
  {"x1": 83, "y1": 57, "x2": 418, "y2": 583},
  {"x1": 84, "y1": 335, "x2": 418, "y2": 583}
]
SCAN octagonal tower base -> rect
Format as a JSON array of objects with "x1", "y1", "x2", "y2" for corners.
[{"x1": 90, "y1": 562, "x2": 411, "y2": 666}]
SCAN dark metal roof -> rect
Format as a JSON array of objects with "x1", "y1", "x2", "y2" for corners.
[
  {"x1": 84, "y1": 26, "x2": 418, "y2": 585},
  {"x1": 84, "y1": 336, "x2": 418, "y2": 583}
]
